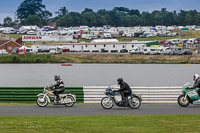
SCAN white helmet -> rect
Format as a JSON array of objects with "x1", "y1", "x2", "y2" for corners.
[{"x1": 193, "y1": 74, "x2": 200, "y2": 81}]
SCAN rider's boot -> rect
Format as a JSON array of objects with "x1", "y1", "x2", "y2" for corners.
[
  {"x1": 56, "y1": 97, "x2": 61, "y2": 103},
  {"x1": 197, "y1": 89, "x2": 200, "y2": 96}
]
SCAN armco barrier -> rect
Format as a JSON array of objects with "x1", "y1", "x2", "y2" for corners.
[
  {"x1": 0, "y1": 87, "x2": 83, "y2": 102},
  {"x1": 83, "y1": 86, "x2": 182, "y2": 103}
]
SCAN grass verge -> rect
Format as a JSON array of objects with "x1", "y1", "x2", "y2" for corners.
[
  {"x1": 0, "y1": 115, "x2": 200, "y2": 133},
  {"x1": 0, "y1": 54, "x2": 60, "y2": 63},
  {"x1": 1, "y1": 54, "x2": 200, "y2": 64}
]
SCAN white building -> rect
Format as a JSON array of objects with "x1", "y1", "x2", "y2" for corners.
[{"x1": 44, "y1": 40, "x2": 156, "y2": 53}]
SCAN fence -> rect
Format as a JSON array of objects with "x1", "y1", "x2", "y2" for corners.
[
  {"x1": 0, "y1": 86, "x2": 183, "y2": 103},
  {"x1": 0, "y1": 87, "x2": 84, "y2": 102},
  {"x1": 83, "y1": 86, "x2": 182, "y2": 103}
]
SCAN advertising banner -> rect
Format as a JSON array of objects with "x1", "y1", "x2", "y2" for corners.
[{"x1": 22, "y1": 35, "x2": 73, "y2": 42}]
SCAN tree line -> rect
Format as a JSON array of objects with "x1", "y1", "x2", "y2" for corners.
[{"x1": 1, "y1": 0, "x2": 200, "y2": 27}]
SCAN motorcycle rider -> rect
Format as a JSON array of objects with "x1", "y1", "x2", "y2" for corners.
[
  {"x1": 53, "y1": 74, "x2": 65, "y2": 102},
  {"x1": 190, "y1": 74, "x2": 200, "y2": 95},
  {"x1": 114, "y1": 78, "x2": 132, "y2": 103}
]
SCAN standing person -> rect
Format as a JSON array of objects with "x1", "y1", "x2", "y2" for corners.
[
  {"x1": 115, "y1": 78, "x2": 132, "y2": 103},
  {"x1": 53, "y1": 74, "x2": 65, "y2": 102}
]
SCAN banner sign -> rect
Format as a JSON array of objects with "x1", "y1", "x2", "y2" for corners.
[{"x1": 22, "y1": 35, "x2": 73, "y2": 42}]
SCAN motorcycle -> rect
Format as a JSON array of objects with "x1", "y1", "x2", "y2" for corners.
[
  {"x1": 101, "y1": 86, "x2": 142, "y2": 109},
  {"x1": 177, "y1": 82, "x2": 200, "y2": 107},
  {"x1": 36, "y1": 84, "x2": 76, "y2": 107}
]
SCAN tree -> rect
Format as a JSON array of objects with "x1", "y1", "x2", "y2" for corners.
[
  {"x1": 24, "y1": 15, "x2": 42, "y2": 26},
  {"x1": 3, "y1": 17, "x2": 13, "y2": 27},
  {"x1": 195, "y1": 13, "x2": 200, "y2": 25},
  {"x1": 185, "y1": 10, "x2": 198, "y2": 25},
  {"x1": 81, "y1": 12, "x2": 97, "y2": 26},
  {"x1": 69, "y1": 12, "x2": 81, "y2": 26},
  {"x1": 16, "y1": 0, "x2": 52, "y2": 24},
  {"x1": 113, "y1": 7, "x2": 130, "y2": 13},
  {"x1": 129, "y1": 9, "x2": 140, "y2": 16},
  {"x1": 55, "y1": 6, "x2": 68, "y2": 16},
  {"x1": 81, "y1": 8, "x2": 94, "y2": 14},
  {"x1": 130, "y1": 15, "x2": 139, "y2": 26},
  {"x1": 140, "y1": 12, "x2": 153, "y2": 26},
  {"x1": 56, "y1": 14, "x2": 73, "y2": 27}
]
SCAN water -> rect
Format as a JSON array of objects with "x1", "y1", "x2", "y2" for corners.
[{"x1": 0, "y1": 64, "x2": 199, "y2": 87}]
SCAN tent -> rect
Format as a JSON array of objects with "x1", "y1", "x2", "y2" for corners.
[
  {"x1": 77, "y1": 30, "x2": 86, "y2": 34},
  {"x1": 18, "y1": 45, "x2": 28, "y2": 55},
  {"x1": 181, "y1": 27, "x2": 189, "y2": 30},
  {"x1": 84, "y1": 29, "x2": 90, "y2": 34}
]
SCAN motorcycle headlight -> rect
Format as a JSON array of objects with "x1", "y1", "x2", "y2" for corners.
[
  {"x1": 105, "y1": 90, "x2": 110, "y2": 95},
  {"x1": 182, "y1": 89, "x2": 185, "y2": 94}
]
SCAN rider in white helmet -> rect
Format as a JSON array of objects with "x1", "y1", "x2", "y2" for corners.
[{"x1": 190, "y1": 74, "x2": 200, "y2": 95}]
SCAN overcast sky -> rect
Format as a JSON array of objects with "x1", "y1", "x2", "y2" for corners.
[{"x1": 0, "y1": 0, "x2": 200, "y2": 23}]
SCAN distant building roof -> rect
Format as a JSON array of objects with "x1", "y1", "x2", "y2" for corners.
[
  {"x1": 0, "y1": 40, "x2": 9, "y2": 46},
  {"x1": 0, "y1": 40, "x2": 22, "y2": 47}
]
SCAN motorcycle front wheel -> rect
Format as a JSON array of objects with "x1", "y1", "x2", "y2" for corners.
[
  {"x1": 64, "y1": 95, "x2": 75, "y2": 107},
  {"x1": 36, "y1": 96, "x2": 48, "y2": 107},
  {"x1": 101, "y1": 97, "x2": 114, "y2": 109},
  {"x1": 128, "y1": 96, "x2": 141, "y2": 109},
  {"x1": 177, "y1": 94, "x2": 190, "y2": 107}
]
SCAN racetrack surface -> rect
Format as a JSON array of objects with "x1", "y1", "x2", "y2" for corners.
[{"x1": 0, "y1": 104, "x2": 199, "y2": 116}]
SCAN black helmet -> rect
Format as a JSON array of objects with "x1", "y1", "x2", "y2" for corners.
[
  {"x1": 54, "y1": 74, "x2": 60, "y2": 81},
  {"x1": 117, "y1": 78, "x2": 123, "y2": 85}
]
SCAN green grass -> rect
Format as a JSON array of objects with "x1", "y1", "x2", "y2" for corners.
[
  {"x1": 134, "y1": 36, "x2": 178, "y2": 41},
  {"x1": 0, "y1": 115, "x2": 200, "y2": 133},
  {"x1": 77, "y1": 38, "x2": 92, "y2": 43},
  {"x1": 0, "y1": 54, "x2": 60, "y2": 63},
  {"x1": 7, "y1": 34, "x2": 21, "y2": 39}
]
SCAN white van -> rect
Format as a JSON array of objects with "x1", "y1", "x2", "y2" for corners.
[
  {"x1": 49, "y1": 46, "x2": 63, "y2": 54},
  {"x1": 130, "y1": 47, "x2": 141, "y2": 54},
  {"x1": 143, "y1": 47, "x2": 158, "y2": 55}
]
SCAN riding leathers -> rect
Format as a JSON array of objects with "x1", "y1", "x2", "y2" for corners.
[
  {"x1": 191, "y1": 79, "x2": 200, "y2": 95},
  {"x1": 53, "y1": 79, "x2": 65, "y2": 101},
  {"x1": 118, "y1": 81, "x2": 132, "y2": 102}
]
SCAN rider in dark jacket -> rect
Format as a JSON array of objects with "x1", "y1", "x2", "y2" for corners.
[
  {"x1": 116, "y1": 78, "x2": 132, "y2": 102},
  {"x1": 53, "y1": 74, "x2": 65, "y2": 101},
  {"x1": 190, "y1": 74, "x2": 200, "y2": 95}
]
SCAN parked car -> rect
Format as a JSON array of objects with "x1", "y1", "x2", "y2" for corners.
[
  {"x1": 180, "y1": 49, "x2": 193, "y2": 55},
  {"x1": 11, "y1": 48, "x2": 19, "y2": 54},
  {"x1": 27, "y1": 30, "x2": 36, "y2": 35}
]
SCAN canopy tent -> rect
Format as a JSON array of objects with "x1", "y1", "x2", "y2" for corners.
[
  {"x1": 78, "y1": 29, "x2": 90, "y2": 34},
  {"x1": 18, "y1": 45, "x2": 28, "y2": 55},
  {"x1": 181, "y1": 27, "x2": 189, "y2": 30}
]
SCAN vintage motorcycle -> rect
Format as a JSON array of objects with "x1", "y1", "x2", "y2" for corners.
[
  {"x1": 177, "y1": 82, "x2": 200, "y2": 107},
  {"x1": 36, "y1": 84, "x2": 76, "y2": 107},
  {"x1": 101, "y1": 86, "x2": 142, "y2": 109}
]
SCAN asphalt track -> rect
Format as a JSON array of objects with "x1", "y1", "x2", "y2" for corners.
[{"x1": 0, "y1": 104, "x2": 199, "y2": 116}]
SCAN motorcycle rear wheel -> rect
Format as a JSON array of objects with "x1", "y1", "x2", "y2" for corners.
[
  {"x1": 177, "y1": 94, "x2": 190, "y2": 107},
  {"x1": 64, "y1": 96, "x2": 75, "y2": 107},
  {"x1": 128, "y1": 96, "x2": 141, "y2": 109},
  {"x1": 36, "y1": 96, "x2": 48, "y2": 107},
  {"x1": 101, "y1": 97, "x2": 114, "y2": 109}
]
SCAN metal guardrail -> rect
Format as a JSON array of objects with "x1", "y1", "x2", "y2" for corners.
[{"x1": 83, "y1": 86, "x2": 182, "y2": 103}]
